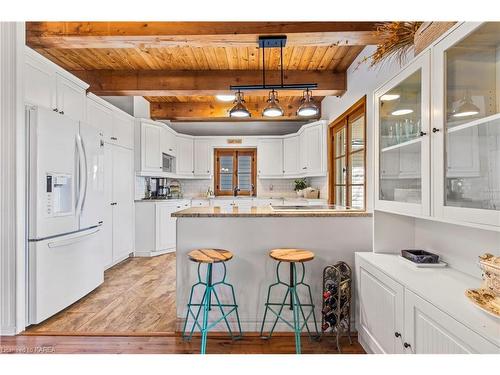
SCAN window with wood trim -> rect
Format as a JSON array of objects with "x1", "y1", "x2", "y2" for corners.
[
  {"x1": 214, "y1": 148, "x2": 257, "y2": 196},
  {"x1": 328, "y1": 96, "x2": 366, "y2": 209}
]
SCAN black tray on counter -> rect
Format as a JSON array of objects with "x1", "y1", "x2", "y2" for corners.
[{"x1": 401, "y1": 249, "x2": 439, "y2": 264}]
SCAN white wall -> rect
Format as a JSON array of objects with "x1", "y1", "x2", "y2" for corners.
[{"x1": 321, "y1": 46, "x2": 407, "y2": 211}]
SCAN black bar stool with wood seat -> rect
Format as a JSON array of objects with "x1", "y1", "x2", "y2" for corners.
[
  {"x1": 182, "y1": 248, "x2": 242, "y2": 354},
  {"x1": 260, "y1": 248, "x2": 319, "y2": 354}
]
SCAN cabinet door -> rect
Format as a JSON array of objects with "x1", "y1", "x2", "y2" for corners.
[
  {"x1": 432, "y1": 22, "x2": 500, "y2": 226},
  {"x1": 112, "y1": 146, "x2": 134, "y2": 262},
  {"x1": 194, "y1": 139, "x2": 211, "y2": 177},
  {"x1": 305, "y1": 125, "x2": 323, "y2": 175},
  {"x1": 112, "y1": 111, "x2": 134, "y2": 150},
  {"x1": 161, "y1": 128, "x2": 177, "y2": 156},
  {"x1": 155, "y1": 203, "x2": 177, "y2": 251},
  {"x1": 102, "y1": 145, "x2": 114, "y2": 268},
  {"x1": 56, "y1": 74, "x2": 86, "y2": 121},
  {"x1": 357, "y1": 260, "x2": 405, "y2": 354},
  {"x1": 141, "y1": 122, "x2": 162, "y2": 172},
  {"x1": 258, "y1": 138, "x2": 283, "y2": 177},
  {"x1": 25, "y1": 55, "x2": 56, "y2": 110},
  {"x1": 283, "y1": 136, "x2": 300, "y2": 176},
  {"x1": 176, "y1": 136, "x2": 194, "y2": 176},
  {"x1": 299, "y1": 130, "x2": 308, "y2": 172},
  {"x1": 86, "y1": 98, "x2": 113, "y2": 143},
  {"x1": 404, "y1": 289, "x2": 498, "y2": 354},
  {"x1": 375, "y1": 50, "x2": 431, "y2": 216}
]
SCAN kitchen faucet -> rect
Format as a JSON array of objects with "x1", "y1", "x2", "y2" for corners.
[{"x1": 233, "y1": 186, "x2": 240, "y2": 197}]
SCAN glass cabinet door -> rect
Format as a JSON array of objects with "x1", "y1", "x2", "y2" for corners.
[
  {"x1": 433, "y1": 22, "x2": 500, "y2": 226},
  {"x1": 375, "y1": 51, "x2": 430, "y2": 215}
]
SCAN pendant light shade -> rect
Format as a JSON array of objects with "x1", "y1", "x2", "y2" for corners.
[
  {"x1": 452, "y1": 93, "x2": 480, "y2": 118},
  {"x1": 229, "y1": 91, "x2": 251, "y2": 118},
  {"x1": 262, "y1": 90, "x2": 284, "y2": 117},
  {"x1": 297, "y1": 89, "x2": 319, "y2": 117}
]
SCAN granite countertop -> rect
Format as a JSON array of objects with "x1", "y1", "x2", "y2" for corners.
[{"x1": 172, "y1": 206, "x2": 372, "y2": 218}]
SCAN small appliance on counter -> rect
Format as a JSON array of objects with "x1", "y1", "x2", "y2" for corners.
[
  {"x1": 142, "y1": 177, "x2": 171, "y2": 200},
  {"x1": 168, "y1": 179, "x2": 183, "y2": 199},
  {"x1": 466, "y1": 253, "x2": 500, "y2": 318},
  {"x1": 399, "y1": 249, "x2": 447, "y2": 268}
]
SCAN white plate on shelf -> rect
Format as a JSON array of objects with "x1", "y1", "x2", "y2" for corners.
[{"x1": 399, "y1": 255, "x2": 447, "y2": 268}]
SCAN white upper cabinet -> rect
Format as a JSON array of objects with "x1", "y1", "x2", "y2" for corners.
[
  {"x1": 25, "y1": 48, "x2": 87, "y2": 122},
  {"x1": 112, "y1": 111, "x2": 134, "y2": 149},
  {"x1": 432, "y1": 22, "x2": 500, "y2": 227},
  {"x1": 161, "y1": 126, "x2": 177, "y2": 156},
  {"x1": 55, "y1": 73, "x2": 86, "y2": 121},
  {"x1": 176, "y1": 135, "x2": 194, "y2": 177},
  {"x1": 194, "y1": 138, "x2": 212, "y2": 177},
  {"x1": 257, "y1": 138, "x2": 284, "y2": 178},
  {"x1": 375, "y1": 50, "x2": 431, "y2": 217},
  {"x1": 86, "y1": 96, "x2": 113, "y2": 139},
  {"x1": 140, "y1": 121, "x2": 163, "y2": 173},
  {"x1": 298, "y1": 121, "x2": 326, "y2": 177},
  {"x1": 283, "y1": 135, "x2": 300, "y2": 176}
]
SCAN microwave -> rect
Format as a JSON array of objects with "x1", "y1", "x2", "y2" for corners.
[{"x1": 162, "y1": 153, "x2": 176, "y2": 173}]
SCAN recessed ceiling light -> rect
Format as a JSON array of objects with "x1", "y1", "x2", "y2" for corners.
[
  {"x1": 391, "y1": 109, "x2": 414, "y2": 116},
  {"x1": 216, "y1": 94, "x2": 236, "y2": 102},
  {"x1": 381, "y1": 94, "x2": 400, "y2": 101}
]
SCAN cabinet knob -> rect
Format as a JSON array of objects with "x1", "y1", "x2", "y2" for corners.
[
  {"x1": 59, "y1": 110, "x2": 64, "y2": 115},
  {"x1": 432, "y1": 127, "x2": 440, "y2": 133},
  {"x1": 419, "y1": 131, "x2": 427, "y2": 137},
  {"x1": 394, "y1": 332, "x2": 401, "y2": 338},
  {"x1": 403, "y1": 342, "x2": 411, "y2": 349},
  {"x1": 110, "y1": 137, "x2": 117, "y2": 141},
  {"x1": 53, "y1": 108, "x2": 58, "y2": 112},
  {"x1": 302, "y1": 166, "x2": 307, "y2": 170}
]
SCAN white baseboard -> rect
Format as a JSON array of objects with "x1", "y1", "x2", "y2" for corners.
[
  {"x1": 134, "y1": 248, "x2": 175, "y2": 257},
  {"x1": 0, "y1": 326, "x2": 16, "y2": 336}
]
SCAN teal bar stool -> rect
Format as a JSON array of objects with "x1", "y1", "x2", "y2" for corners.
[
  {"x1": 182, "y1": 248, "x2": 242, "y2": 354},
  {"x1": 260, "y1": 248, "x2": 319, "y2": 354}
]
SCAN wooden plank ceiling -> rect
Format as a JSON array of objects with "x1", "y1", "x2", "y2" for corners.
[{"x1": 26, "y1": 22, "x2": 379, "y2": 121}]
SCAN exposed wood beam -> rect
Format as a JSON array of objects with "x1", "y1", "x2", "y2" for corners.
[
  {"x1": 150, "y1": 99, "x2": 320, "y2": 121},
  {"x1": 26, "y1": 22, "x2": 379, "y2": 48},
  {"x1": 73, "y1": 69, "x2": 346, "y2": 97}
]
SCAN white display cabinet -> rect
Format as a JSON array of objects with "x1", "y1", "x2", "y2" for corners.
[
  {"x1": 375, "y1": 51, "x2": 431, "y2": 216},
  {"x1": 432, "y1": 22, "x2": 500, "y2": 227}
]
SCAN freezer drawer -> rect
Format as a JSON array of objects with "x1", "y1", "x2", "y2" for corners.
[{"x1": 28, "y1": 227, "x2": 104, "y2": 324}]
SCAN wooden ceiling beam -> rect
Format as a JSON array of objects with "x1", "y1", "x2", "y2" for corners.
[
  {"x1": 73, "y1": 69, "x2": 346, "y2": 97},
  {"x1": 150, "y1": 98, "x2": 320, "y2": 121},
  {"x1": 26, "y1": 22, "x2": 379, "y2": 48}
]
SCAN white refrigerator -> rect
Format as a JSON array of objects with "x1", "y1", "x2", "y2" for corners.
[{"x1": 27, "y1": 106, "x2": 105, "y2": 324}]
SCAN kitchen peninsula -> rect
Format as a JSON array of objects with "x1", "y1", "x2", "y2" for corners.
[{"x1": 173, "y1": 206, "x2": 372, "y2": 332}]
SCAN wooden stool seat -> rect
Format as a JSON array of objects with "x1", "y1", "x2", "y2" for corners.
[
  {"x1": 188, "y1": 249, "x2": 233, "y2": 263},
  {"x1": 269, "y1": 248, "x2": 314, "y2": 263}
]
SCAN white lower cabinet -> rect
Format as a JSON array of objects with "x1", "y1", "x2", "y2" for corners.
[
  {"x1": 135, "y1": 200, "x2": 190, "y2": 256},
  {"x1": 356, "y1": 253, "x2": 499, "y2": 354},
  {"x1": 357, "y1": 263, "x2": 404, "y2": 354},
  {"x1": 103, "y1": 144, "x2": 134, "y2": 269},
  {"x1": 404, "y1": 289, "x2": 497, "y2": 354}
]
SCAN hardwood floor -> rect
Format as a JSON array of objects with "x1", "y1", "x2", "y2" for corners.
[
  {"x1": 0, "y1": 334, "x2": 365, "y2": 354},
  {"x1": 24, "y1": 253, "x2": 177, "y2": 335}
]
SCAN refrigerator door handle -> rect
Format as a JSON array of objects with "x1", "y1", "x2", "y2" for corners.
[
  {"x1": 47, "y1": 227, "x2": 100, "y2": 248},
  {"x1": 75, "y1": 133, "x2": 87, "y2": 217},
  {"x1": 80, "y1": 134, "x2": 89, "y2": 212}
]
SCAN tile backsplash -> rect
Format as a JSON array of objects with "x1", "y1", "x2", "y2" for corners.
[{"x1": 135, "y1": 176, "x2": 328, "y2": 199}]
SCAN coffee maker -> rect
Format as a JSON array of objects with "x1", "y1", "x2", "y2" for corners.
[{"x1": 145, "y1": 177, "x2": 171, "y2": 199}]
